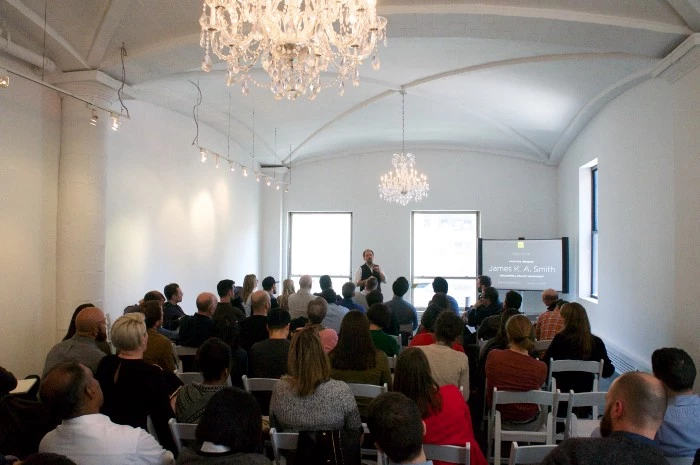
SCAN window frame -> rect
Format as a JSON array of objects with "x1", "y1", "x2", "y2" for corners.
[{"x1": 590, "y1": 166, "x2": 599, "y2": 299}]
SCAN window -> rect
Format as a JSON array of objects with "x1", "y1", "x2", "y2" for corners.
[
  {"x1": 591, "y1": 166, "x2": 598, "y2": 298},
  {"x1": 578, "y1": 159, "x2": 598, "y2": 302},
  {"x1": 288, "y1": 212, "x2": 352, "y2": 294},
  {"x1": 411, "y1": 211, "x2": 479, "y2": 308}
]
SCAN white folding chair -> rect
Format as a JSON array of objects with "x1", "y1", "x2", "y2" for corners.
[
  {"x1": 167, "y1": 418, "x2": 197, "y2": 453},
  {"x1": 347, "y1": 382, "x2": 388, "y2": 398},
  {"x1": 487, "y1": 388, "x2": 558, "y2": 465},
  {"x1": 387, "y1": 355, "x2": 397, "y2": 370},
  {"x1": 533, "y1": 339, "x2": 551, "y2": 354},
  {"x1": 172, "y1": 345, "x2": 198, "y2": 372},
  {"x1": 565, "y1": 390, "x2": 606, "y2": 439},
  {"x1": 269, "y1": 427, "x2": 299, "y2": 465},
  {"x1": 507, "y1": 442, "x2": 558, "y2": 465},
  {"x1": 241, "y1": 375, "x2": 279, "y2": 393},
  {"x1": 392, "y1": 334, "x2": 402, "y2": 352},
  {"x1": 424, "y1": 442, "x2": 471, "y2": 465},
  {"x1": 665, "y1": 457, "x2": 694, "y2": 465},
  {"x1": 176, "y1": 372, "x2": 204, "y2": 384}
]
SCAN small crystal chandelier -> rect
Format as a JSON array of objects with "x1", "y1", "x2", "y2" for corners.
[
  {"x1": 199, "y1": 0, "x2": 388, "y2": 101},
  {"x1": 379, "y1": 91, "x2": 429, "y2": 205}
]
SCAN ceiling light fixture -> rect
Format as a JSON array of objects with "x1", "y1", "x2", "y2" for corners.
[
  {"x1": 89, "y1": 109, "x2": 99, "y2": 126},
  {"x1": 378, "y1": 90, "x2": 429, "y2": 206},
  {"x1": 0, "y1": 75, "x2": 9, "y2": 88},
  {"x1": 110, "y1": 113, "x2": 120, "y2": 131},
  {"x1": 198, "y1": 0, "x2": 387, "y2": 101}
]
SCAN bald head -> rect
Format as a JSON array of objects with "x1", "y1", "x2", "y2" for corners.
[
  {"x1": 603, "y1": 372, "x2": 667, "y2": 439},
  {"x1": 299, "y1": 275, "x2": 312, "y2": 290},
  {"x1": 41, "y1": 362, "x2": 102, "y2": 420},
  {"x1": 75, "y1": 307, "x2": 106, "y2": 341},
  {"x1": 251, "y1": 290, "x2": 271, "y2": 315},
  {"x1": 196, "y1": 292, "x2": 217, "y2": 316},
  {"x1": 541, "y1": 289, "x2": 558, "y2": 306}
]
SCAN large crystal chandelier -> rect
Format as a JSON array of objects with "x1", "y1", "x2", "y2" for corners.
[
  {"x1": 378, "y1": 91, "x2": 429, "y2": 205},
  {"x1": 199, "y1": 0, "x2": 388, "y2": 101}
]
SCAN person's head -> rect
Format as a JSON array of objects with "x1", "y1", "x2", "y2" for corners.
[
  {"x1": 217, "y1": 279, "x2": 235, "y2": 299},
  {"x1": 652, "y1": 347, "x2": 696, "y2": 394},
  {"x1": 341, "y1": 281, "x2": 356, "y2": 299},
  {"x1": 196, "y1": 292, "x2": 218, "y2": 316},
  {"x1": 365, "y1": 276, "x2": 379, "y2": 292},
  {"x1": 139, "y1": 300, "x2": 163, "y2": 329},
  {"x1": 366, "y1": 290, "x2": 384, "y2": 307},
  {"x1": 267, "y1": 307, "x2": 291, "y2": 336},
  {"x1": 420, "y1": 303, "x2": 443, "y2": 333},
  {"x1": 196, "y1": 338, "x2": 231, "y2": 383},
  {"x1": 496, "y1": 308, "x2": 521, "y2": 340},
  {"x1": 299, "y1": 275, "x2": 313, "y2": 290},
  {"x1": 482, "y1": 286, "x2": 499, "y2": 305},
  {"x1": 363, "y1": 249, "x2": 375, "y2": 265},
  {"x1": 432, "y1": 277, "x2": 448, "y2": 293},
  {"x1": 599, "y1": 372, "x2": 667, "y2": 439},
  {"x1": 331, "y1": 311, "x2": 376, "y2": 371},
  {"x1": 251, "y1": 289, "x2": 271, "y2": 315},
  {"x1": 429, "y1": 292, "x2": 449, "y2": 311},
  {"x1": 367, "y1": 392, "x2": 426, "y2": 464},
  {"x1": 392, "y1": 277, "x2": 410, "y2": 297},
  {"x1": 111, "y1": 312, "x2": 148, "y2": 352},
  {"x1": 307, "y1": 297, "x2": 328, "y2": 325},
  {"x1": 40, "y1": 362, "x2": 102, "y2": 420},
  {"x1": 503, "y1": 290, "x2": 522, "y2": 310},
  {"x1": 164, "y1": 283, "x2": 182, "y2": 303},
  {"x1": 262, "y1": 276, "x2": 277, "y2": 294},
  {"x1": 505, "y1": 314, "x2": 535, "y2": 351},
  {"x1": 287, "y1": 327, "x2": 330, "y2": 396},
  {"x1": 281, "y1": 279, "x2": 296, "y2": 296},
  {"x1": 434, "y1": 310, "x2": 463, "y2": 345},
  {"x1": 63, "y1": 303, "x2": 96, "y2": 341},
  {"x1": 476, "y1": 275, "x2": 491, "y2": 292},
  {"x1": 555, "y1": 299, "x2": 568, "y2": 310},
  {"x1": 21, "y1": 453, "x2": 78, "y2": 465},
  {"x1": 541, "y1": 288, "x2": 558, "y2": 306},
  {"x1": 74, "y1": 306, "x2": 107, "y2": 342},
  {"x1": 393, "y1": 348, "x2": 441, "y2": 418},
  {"x1": 560, "y1": 302, "x2": 593, "y2": 356},
  {"x1": 319, "y1": 275, "x2": 332, "y2": 291},
  {"x1": 195, "y1": 388, "x2": 262, "y2": 453},
  {"x1": 367, "y1": 303, "x2": 391, "y2": 330},
  {"x1": 242, "y1": 274, "x2": 257, "y2": 301},
  {"x1": 143, "y1": 290, "x2": 166, "y2": 306},
  {"x1": 320, "y1": 288, "x2": 337, "y2": 304}
]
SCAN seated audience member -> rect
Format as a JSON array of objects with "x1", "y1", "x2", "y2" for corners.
[
  {"x1": 261, "y1": 276, "x2": 279, "y2": 309},
  {"x1": 384, "y1": 276, "x2": 419, "y2": 334},
  {"x1": 535, "y1": 289, "x2": 564, "y2": 341},
  {"x1": 432, "y1": 277, "x2": 460, "y2": 315},
  {"x1": 178, "y1": 293, "x2": 217, "y2": 348},
  {"x1": 319, "y1": 288, "x2": 349, "y2": 334},
  {"x1": 43, "y1": 306, "x2": 108, "y2": 376},
  {"x1": 318, "y1": 275, "x2": 334, "y2": 293},
  {"x1": 339, "y1": 281, "x2": 365, "y2": 312},
  {"x1": 486, "y1": 315, "x2": 547, "y2": 423},
  {"x1": 543, "y1": 302, "x2": 614, "y2": 395},
  {"x1": 0, "y1": 366, "x2": 55, "y2": 459},
  {"x1": 172, "y1": 338, "x2": 230, "y2": 424},
  {"x1": 140, "y1": 291, "x2": 179, "y2": 342},
  {"x1": 393, "y1": 348, "x2": 487, "y2": 465},
  {"x1": 410, "y1": 304, "x2": 464, "y2": 352},
  {"x1": 287, "y1": 275, "x2": 315, "y2": 320},
  {"x1": 239, "y1": 290, "x2": 270, "y2": 353},
  {"x1": 466, "y1": 286, "x2": 500, "y2": 327},
  {"x1": 330, "y1": 312, "x2": 392, "y2": 418},
  {"x1": 249, "y1": 308, "x2": 291, "y2": 414},
  {"x1": 353, "y1": 276, "x2": 377, "y2": 309},
  {"x1": 63, "y1": 303, "x2": 111, "y2": 356},
  {"x1": 366, "y1": 392, "x2": 430, "y2": 465},
  {"x1": 478, "y1": 308, "x2": 522, "y2": 385},
  {"x1": 163, "y1": 283, "x2": 186, "y2": 331},
  {"x1": 39, "y1": 362, "x2": 174, "y2": 465},
  {"x1": 542, "y1": 372, "x2": 668, "y2": 465},
  {"x1": 367, "y1": 304, "x2": 401, "y2": 357},
  {"x1": 140, "y1": 301, "x2": 176, "y2": 372},
  {"x1": 241, "y1": 274, "x2": 257, "y2": 316},
  {"x1": 96, "y1": 313, "x2": 181, "y2": 453},
  {"x1": 212, "y1": 285, "x2": 248, "y2": 386},
  {"x1": 477, "y1": 290, "x2": 522, "y2": 341},
  {"x1": 276, "y1": 279, "x2": 296, "y2": 310},
  {"x1": 418, "y1": 311, "x2": 469, "y2": 397},
  {"x1": 176, "y1": 388, "x2": 268, "y2": 465},
  {"x1": 269, "y1": 328, "x2": 362, "y2": 434},
  {"x1": 214, "y1": 279, "x2": 245, "y2": 323},
  {"x1": 367, "y1": 289, "x2": 400, "y2": 335},
  {"x1": 651, "y1": 347, "x2": 700, "y2": 459},
  {"x1": 304, "y1": 297, "x2": 338, "y2": 353}
]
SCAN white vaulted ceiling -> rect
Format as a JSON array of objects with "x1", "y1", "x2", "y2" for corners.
[{"x1": 0, "y1": 0, "x2": 696, "y2": 166}]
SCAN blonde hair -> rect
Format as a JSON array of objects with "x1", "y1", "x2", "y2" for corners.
[
  {"x1": 505, "y1": 314, "x2": 535, "y2": 351},
  {"x1": 111, "y1": 312, "x2": 147, "y2": 351},
  {"x1": 285, "y1": 328, "x2": 330, "y2": 396},
  {"x1": 242, "y1": 274, "x2": 257, "y2": 304},
  {"x1": 277, "y1": 279, "x2": 296, "y2": 309}
]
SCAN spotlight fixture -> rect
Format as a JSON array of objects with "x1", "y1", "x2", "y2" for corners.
[
  {"x1": 284, "y1": 187, "x2": 289, "y2": 193},
  {"x1": 266, "y1": 179, "x2": 271, "y2": 187},
  {"x1": 242, "y1": 168, "x2": 248, "y2": 177},
  {"x1": 256, "y1": 175, "x2": 260, "y2": 182},
  {"x1": 0, "y1": 75, "x2": 8, "y2": 88},
  {"x1": 229, "y1": 162, "x2": 235, "y2": 172},
  {"x1": 200, "y1": 149, "x2": 208, "y2": 163},
  {"x1": 89, "y1": 109, "x2": 99, "y2": 126},
  {"x1": 110, "y1": 113, "x2": 120, "y2": 131},
  {"x1": 215, "y1": 155, "x2": 220, "y2": 169},
  {"x1": 276, "y1": 185, "x2": 280, "y2": 190}
]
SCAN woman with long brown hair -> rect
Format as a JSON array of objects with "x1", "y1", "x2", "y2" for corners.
[
  {"x1": 394, "y1": 348, "x2": 487, "y2": 465},
  {"x1": 276, "y1": 278, "x2": 296, "y2": 310},
  {"x1": 241, "y1": 274, "x2": 257, "y2": 315}
]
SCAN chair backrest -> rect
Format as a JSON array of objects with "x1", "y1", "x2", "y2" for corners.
[
  {"x1": 492, "y1": 388, "x2": 558, "y2": 409},
  {"x1": 176, "y1": 372, "x2": 204, "y2": 385},
  {"x1": 172, "y1": 345, "x2": 198, "y2": 372},
  {"x1": 399, "y1": 323, "x2": 414, "y2": 335},
  {"x1": 387, "y1": 355, "x2": 397, "y2": 370},
  {"x1": 508, "y1": 442, "x2": 558, "y2": 465},
  {"x1": 269, "y1": 427, "x2": 299, "y2": 465},
  {"x1": 392, "y1": 334, "x2": 402, "y2": 349},
  {"x1": 547, "y1": 359, "x2": 603, "y2": 391},
  {"x1": 424, "y1": 442, "x2": 471, "y2": 465},
  {"x1": 565, "y1": 390, "x2": 607, "y2": 438},
  {"x1": 168, "y1": 418, "x2": 197, "y2": 453},
  {"x1": 241, "y1": 375, "x2": 280, "y2": 393},
  {"x1": 347, "y1": 382, "x2": 388, "y2": 398},
  {"x1": 533, "y1": 339, "x2": 551, "y2": 353}
]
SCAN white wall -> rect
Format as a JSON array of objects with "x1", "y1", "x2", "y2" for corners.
[
  {"x1": 558, "y1": 72, "x2": 699, "y2": 380},
  {"x1": 104, "y1": 101, "x2": 261, "y2": 321},
  {"x1": 273, "y1": 149, "x2": 558, "y2": 312},
  {"x1": 0, "y1": 57, "x2": 61, "y2": 377}
]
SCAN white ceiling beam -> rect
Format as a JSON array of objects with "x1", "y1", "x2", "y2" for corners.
[
  {"x1": 4, "y1": 0, "x2": 89, "y2": 69},
  {"x1": 664, "y1": 0, "x2": 700, "y2": 31},
  {"x1": 86, "y1": 0, "x2": 132, "y2": 68}
]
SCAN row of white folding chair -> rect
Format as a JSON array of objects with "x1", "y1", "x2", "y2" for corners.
[
  {"x1": 168, "y1": 418, "x2": 197, "y2": 453},
  {"x1": 565, "y1": 390, "x2": 606, "y2": 439},
  {"x1": 508, "y1": 442, "x2": 557, "y2": 465},
  {"x1": 487, "y1": 388, "x2": 559, "y2": 465}
]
